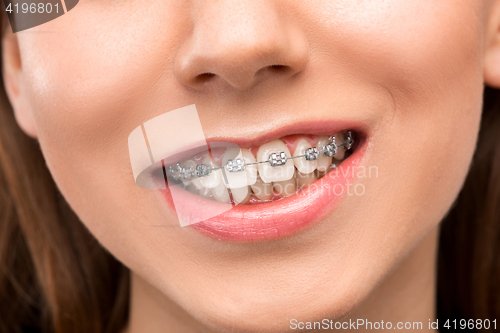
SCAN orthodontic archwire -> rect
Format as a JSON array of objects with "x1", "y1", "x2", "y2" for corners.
[{"x1": 167, "y1": 131, "x2": 354, "y2": 181}]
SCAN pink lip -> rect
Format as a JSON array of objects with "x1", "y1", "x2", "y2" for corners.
[{"x1": 158, "y1": 124, "x2": 368, "y2": 242}]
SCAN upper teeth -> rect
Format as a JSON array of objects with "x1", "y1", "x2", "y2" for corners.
[
  {"x1": 166, "y1": 131, "x2": 354, "y2": 183},
  {"x1": 293, "y1": 139, "x2": 318, "y2": 174},
  {"x1": 257, "y1": 139, "x2": 295, "y2": 183},
  {"x1": 323, "y1": 139, "x2": 338, "y2": 157},
  {"x1": 221, "y1": 147, "x2": 257, "y2": 187},
  {"x1": 227, "y1": 158, "x2": 245, "y2": 172},
  {"x1": 304, "y1": 147, "x2": 320, "y2": 161}
]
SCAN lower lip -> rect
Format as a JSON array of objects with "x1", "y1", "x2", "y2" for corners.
[{"x1": 159, "y1": 140, "x2": 366, "y2": 242}]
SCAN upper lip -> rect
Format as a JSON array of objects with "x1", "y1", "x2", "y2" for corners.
[
  {"x1": 163, "y1": 119, "x2": 368, "y2": 165},
  {"x1": 205, "y1": 119, "x2": 368, "y2": 148}
]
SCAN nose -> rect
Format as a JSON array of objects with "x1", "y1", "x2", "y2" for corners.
[{"x1": 174, "y1": 0, "x2": 310, "y2": 91}]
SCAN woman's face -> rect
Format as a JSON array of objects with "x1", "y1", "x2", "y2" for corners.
[{"x1": 3, "y1": 0, "x2": 496, "y2": 331}]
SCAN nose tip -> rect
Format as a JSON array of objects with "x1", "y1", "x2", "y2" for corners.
[{"x1": 174, "y1": 3, "x2": 309, "y2": 91}]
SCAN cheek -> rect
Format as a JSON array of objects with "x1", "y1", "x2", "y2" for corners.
[
  {"x1": 374, "y1": 0, "x2": 485, "y2": 218},
  {"x1": 18, "y1": 2, "x2": 186, "y2": 148},
  {"x1": 15, "y1": 3, "x2": 193, "y2": 230},
  {"x1": 311, "y1": 1, "x2": 484, "y2": 176},
  {"x1": 303, "y1": 3, "x2": 484, "y2": 170},
  {"x1": 307, "y1": 0, "x2": 483, "y2": 94},
  {"x1": 302, "y1": 0, "x2": 484, "y2": 264}
]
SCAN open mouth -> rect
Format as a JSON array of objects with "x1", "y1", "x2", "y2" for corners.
[
  {"x1": 157, "y1": 124, "x2": 367, "y2": 242},
  {"x1": 164, "y1": 130, "x2": 356, "y2": 205}
]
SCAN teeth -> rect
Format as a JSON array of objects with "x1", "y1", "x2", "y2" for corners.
[
  {"x1": 231, "y1": 186, "x2": 250, "y2": 204},
  {"x1": 292, "y1": 139, "x2": 318, "y2": 174},
  {"x1": 186, "y1": 183, "x2": 199, "y2": 194},
  {"x1": 331, "y1": 158, "x2": 341, "y2": 169},
  {"x1": 316, "y1": 169, "x2": 326, "y2": 179},
  {"x1": 334, "y1": 132, "x2": 346, "y2": 160},
  {"x1": 273, "y1": 169, "x2": 297, "y2": 197},
  {"x1": 257, "y1": 139, "x2": 295, "y2": 183},
  {"x1": 222, "y1": 147, "x2": 253, "y2": 188},
  {"x1": 199, "y1": 156, "x2": 222, "y2": 188},
  {"x1": 211, "y1": 181, "x2": 231, "y2": 204},
  {"x1": 198, "y1": 186, "x2": 212, "y2": 199},
  {"x1": 221, "y1": 148, "x2": 256, "y2": 204},
  {"x1": 250, "y1": 175, "x2": 273, "y2": 201},
  {"x1": 180, "y1": 160, "x2": 196, "y2": 186},
  {"x1": 173, "y1": 131, "x2": 354, "y2": 204},
  {"x1": 240, "y1": 148, "x2": 257, "y2": 185},
  {"x1": 184, "y1": 159, "x2": 205, "y2": 190},
  {"x1": 316, "y1": 136, "x2": 332, "y2": 173},
  {"x1": 297, "y1": 171, "x2": 318, "y2": 189}
]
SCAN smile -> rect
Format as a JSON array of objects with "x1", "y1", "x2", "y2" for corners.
[
  {"x1": 165, "y1": 130, "x2": 355, "y2": 204},
  {"x1": 158, "y1": 123, "x2": 367, "y2": 242}
]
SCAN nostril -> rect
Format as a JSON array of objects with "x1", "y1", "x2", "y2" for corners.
[
  {"x1": 268, "y1": 65, "x2": 289, "y2": 72},
  {"x1": 195, "y1": 72, "x2": 216, "y2": 84},
  {"x1": 255, "y1": 65, "x2": 291, "y2": 79}
]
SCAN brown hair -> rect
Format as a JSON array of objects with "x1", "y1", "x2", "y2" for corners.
[{"x1": 0, "y1": 15, "x2": 498, "y2": 333}]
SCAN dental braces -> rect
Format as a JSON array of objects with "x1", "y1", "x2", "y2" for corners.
[{"x1": 167, "y1": 131, "x2": 354, "y2": 181}]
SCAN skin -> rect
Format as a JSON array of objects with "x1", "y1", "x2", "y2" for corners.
[{"x1": 3, "y1": 0, "x2": 500, "y2": 332}]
